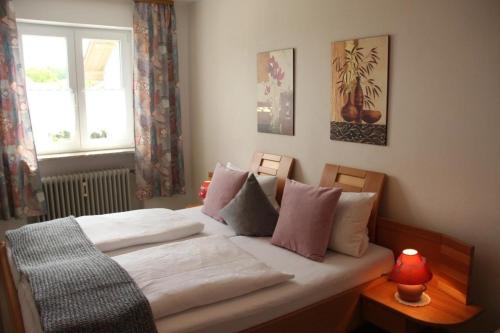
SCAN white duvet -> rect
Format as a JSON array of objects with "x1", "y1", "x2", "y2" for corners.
[
  {"x1": 77, "y1": 208, "x2": 204, "y2": 252},
  {"x1": 113, "y1": 235, "x2": 294, "y2": 319}
]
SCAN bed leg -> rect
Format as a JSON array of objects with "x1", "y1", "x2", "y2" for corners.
[{"x1": 0, "y1": 242, "x2": 25, "y2": 333}]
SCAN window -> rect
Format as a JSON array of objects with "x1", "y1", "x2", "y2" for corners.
[{"x1": 18, "y1": 23, "x2": 134, "y2": 155}]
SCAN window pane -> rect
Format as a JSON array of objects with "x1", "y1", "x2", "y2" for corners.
[
  {"x1": 85, "y1": 90, "x2": 127, "y2": 141},
  {"x1": 82, "y1": 39, "x2": 128, "y2": 144},
  {"x1": 22, "y1": 35, "x2": 77, "y2": 153}
]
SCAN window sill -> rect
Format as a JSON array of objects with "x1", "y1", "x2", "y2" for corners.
[{"x1": 38, "y1": 148, "x2": 135, "y2": 161}]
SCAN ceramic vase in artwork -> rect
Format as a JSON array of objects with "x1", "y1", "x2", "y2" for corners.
[
  {"x1": 353, "y1": 77, "x2": 364, "y2": 123},
  {"x1": 361, "y1": 110, "x2": 382, "y2": 123},
  {"x1": 341, "y1": 93, "x2": 359, "y2": 122}
]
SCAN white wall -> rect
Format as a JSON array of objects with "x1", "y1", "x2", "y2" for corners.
[
  {"x1": 14, "y1": 0, "x2": 134, "y2": 27},
  {"x1": 188, "y1": 0, "x2": 500, "y2": 331}
]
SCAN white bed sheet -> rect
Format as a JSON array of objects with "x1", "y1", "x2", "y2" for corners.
[
  {"x1": 10, "y1": 207, "x2": 237, "y2": 333},
  {"x1": 114, "y1": 235, "x2": 293, "y2": 319},
  {"x1": 11, "y1": 207, "x2": 393, "y2": 333},
  {"x1": 153, "y1": 237, "x2": 394, "y2": 333},
  {"x1": 8, "y1": 207, "x2": 234, "y2": 283},
  {"x1": 176, "y1": 207, "x2": 236, "y2": 238}
]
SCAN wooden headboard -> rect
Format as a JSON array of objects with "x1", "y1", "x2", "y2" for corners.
[
  {"x1": 249, "y1": 152, "x2": 294, "y2": 204},
  {"x1": 319, "y1": 164, "x2": 385, "y2": 242},
  {"x1": 318, "y1": 164, "x2": 476, "y2": 307}
]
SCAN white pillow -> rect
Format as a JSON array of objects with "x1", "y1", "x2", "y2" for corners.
[
  {"x1": 328, "y1": 192, "x2": 376, "y2": 257},
  {"x1": 226, "y1": 162, "x2": 279, "y2": 210},
  {"x1": 225, "y1": 162, "x2": 246, "y2": 172}
]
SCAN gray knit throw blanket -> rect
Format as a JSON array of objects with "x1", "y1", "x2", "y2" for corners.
[{"x1": 6, "y1": 216, "x2": 157, "y2": 333}]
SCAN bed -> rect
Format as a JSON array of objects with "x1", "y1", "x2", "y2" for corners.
[
  {"x1": 0, "y1": 152, "x2": 394, "y2": 333},
  {"x1": 13, "y1": 225, "x2": 393, "y2": 333}
]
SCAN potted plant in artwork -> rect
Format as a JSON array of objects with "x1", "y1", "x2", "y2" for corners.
[
  {"x1": 333, "y1": 40, "x2": 382, "y2": 124},
  {"x1": 330, "y1": 35, "x2": 389, "y2": 146}
]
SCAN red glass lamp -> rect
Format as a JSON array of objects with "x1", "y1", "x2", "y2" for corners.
[
  {"x1": 389, "y1": 249, "x2": 433, "y2": 305},
  {"x1": 198, "y1": 180, "x2": 211, "y2": 200}
]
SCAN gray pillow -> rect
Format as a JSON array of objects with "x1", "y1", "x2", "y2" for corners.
[{"x1": 219, "y1": 174, "x2": 279, "y2": 236}]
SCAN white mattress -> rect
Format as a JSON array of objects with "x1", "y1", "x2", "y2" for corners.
[{"x1": 10, "y1": 207, "x2": 394, "y2": 333}]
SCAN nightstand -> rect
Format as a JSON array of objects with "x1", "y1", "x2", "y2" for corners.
[{"x1": 361, "y1": 277, "x2": 482, "y2": 333}]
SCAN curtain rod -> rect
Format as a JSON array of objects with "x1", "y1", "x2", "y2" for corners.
[{"x1": 134, "y1": 0, "x2": 174, "y2": 5}]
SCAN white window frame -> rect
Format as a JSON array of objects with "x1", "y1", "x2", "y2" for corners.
[{"x1": 17, "y1": 21, "x2": 134, "y2": 156}]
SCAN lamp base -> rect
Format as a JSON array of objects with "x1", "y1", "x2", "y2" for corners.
[
  {"x1": 397, "y1": 283, "x2": 428, "y2": 302},
  {"x1": 395, "y1": 291, "x2": 431, "y2": 307}
]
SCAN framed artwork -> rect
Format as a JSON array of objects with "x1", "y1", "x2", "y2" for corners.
[
  {"x1": 257, "y1": 48, "x2": 294, "y2": 136},
  {"x1": 331, "y1": 35, "x2": 389, "y2": 145}
]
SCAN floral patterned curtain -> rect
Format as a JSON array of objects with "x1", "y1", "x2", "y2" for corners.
[
  {"x1": 0, "y1": 0, "x2": 45, "y2": 220},
  {"x1": 133, "y1": 1, "x2": 185, "y2": 200}
]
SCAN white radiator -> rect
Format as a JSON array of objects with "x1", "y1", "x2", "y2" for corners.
[{"x1": 37, "y1": 168, "x2": 131, "y2": 222}]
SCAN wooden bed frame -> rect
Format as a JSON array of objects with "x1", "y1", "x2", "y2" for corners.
[
  {"x1": 244, "y1": 164, "x2": 478, "y2": 333},
  {"x1": 0, "y1": 160, "x2": 478, "y2": 333}
]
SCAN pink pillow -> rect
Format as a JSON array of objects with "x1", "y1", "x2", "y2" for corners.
[
  {"x1": 271, "y1": 179, "x2": 342, "y2": 262},
  {"x1": 202, "y1": 163, "x2": 248, "y2": 222}
]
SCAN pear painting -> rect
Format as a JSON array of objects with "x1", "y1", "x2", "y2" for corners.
[{"x1": 331, "y1": 35, "x2": 389, "y2": 145}]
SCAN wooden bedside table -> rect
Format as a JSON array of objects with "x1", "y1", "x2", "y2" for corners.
[{"x1": 361, "y1": 277, "x2": 482, "y2": 333}]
